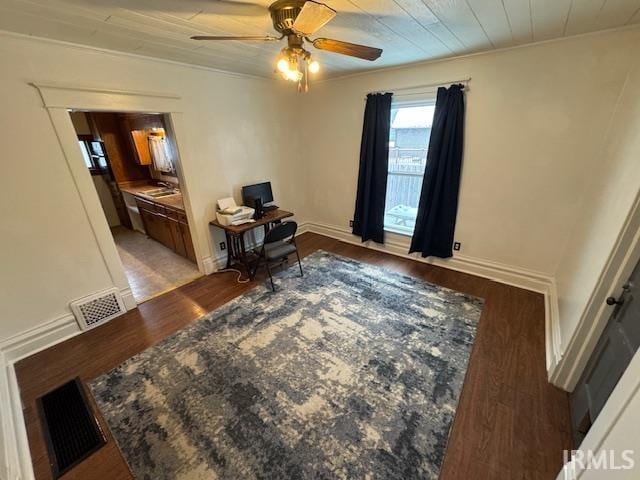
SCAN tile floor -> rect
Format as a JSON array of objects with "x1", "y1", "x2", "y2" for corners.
[{"x1": 112, "y1": 226, "x2": 202, "y2": 303}]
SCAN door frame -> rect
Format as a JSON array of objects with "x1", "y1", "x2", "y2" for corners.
[
  {"x1": 31, "y1": 82, "x2": 208, "y2": 310},
  {"x1": 551, "y1": 188, "x2": 640, "y2": 391}
]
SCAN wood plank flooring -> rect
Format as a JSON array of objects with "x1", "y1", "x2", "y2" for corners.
[{"x1": 15, "y1": 232, "x2": 572, "y2": 480}]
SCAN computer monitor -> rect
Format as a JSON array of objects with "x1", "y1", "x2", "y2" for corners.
[{"x1": 242, "y1": 181, "x2": 274, "y2": 208}]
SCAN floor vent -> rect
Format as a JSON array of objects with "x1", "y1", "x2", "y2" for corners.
[
  {"x1": 70, "y1": 288, "x2": 126, "y2": 330},
  {"x1": 38, "y1": 379, "x2": 106, "y2": 478}
]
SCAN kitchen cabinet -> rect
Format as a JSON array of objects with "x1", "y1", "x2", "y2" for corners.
[
  {"x1": 168, "y1": 217, "x2": 186, "y2": 258},
  {"x1": 179, "y1": 220, "x2": 197, "y2": 263},
  {"x1": 135, "y1": 198, "x2": 196, "y2": 263},
  {"x1": 130, "y1": 130, "x2": 153, "y2": 166}
]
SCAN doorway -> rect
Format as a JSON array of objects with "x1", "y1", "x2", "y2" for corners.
[
  {"x1": 69, "y1": 111, "x2": 202, "y2": 303},
  {"x1": 570, "y1": 257, "x2": 640, "y2": 446}
]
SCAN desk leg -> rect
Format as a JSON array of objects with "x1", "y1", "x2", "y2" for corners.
[
  {"x1": 239, "y1": 232, "x2": 253, "y2": 280},
  {"x1": 225, "y1": 231, "x2": 232, "y2": 269}
]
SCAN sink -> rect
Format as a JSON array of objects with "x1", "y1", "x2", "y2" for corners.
[{"x1": 140, "y1": 188, "x2": 179, "y2": 198}]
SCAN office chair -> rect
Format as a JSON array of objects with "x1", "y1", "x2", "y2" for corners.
[{"x1": 252, "y1": 221, "x2": 303, "y2": 291}]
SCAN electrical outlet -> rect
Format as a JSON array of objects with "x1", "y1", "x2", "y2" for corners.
[
  {"x1": 453, "y1": 242, "x2": 461, "y2": 251},
  {"x1": 219, "y1": 242, "x2": 226, "y2": 251},
  {"x1": 349, "y1": 220, "x2": 354, "y2": 227}
]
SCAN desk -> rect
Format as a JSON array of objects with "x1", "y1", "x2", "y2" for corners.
[{"x1": 209, "y1": 209, "x2": 294, "y2": 278}]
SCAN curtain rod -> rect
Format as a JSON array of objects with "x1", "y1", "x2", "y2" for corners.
[{"x1": 364, "y1": 77, "x2": 471, "y2": 97}]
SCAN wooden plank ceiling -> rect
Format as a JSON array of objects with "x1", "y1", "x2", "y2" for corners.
[{"x1": 0, "y1": 0, "x2": 638, "y2": 79}]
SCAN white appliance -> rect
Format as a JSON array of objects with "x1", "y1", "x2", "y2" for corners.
[
  {"x1": 122, "y1": 192, "x2": 146, "y2": 233},
  {"x1": 215, "y1": 197, "x2": 255, "y2": 226}
]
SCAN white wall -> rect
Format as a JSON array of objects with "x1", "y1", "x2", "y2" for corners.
[
  {"x1": 554, "y1": 54, "x2": 640, "y2": 357},
  {"x1": 0, "y1": 32, "x2": 303, "y2": 344},
  {"x1": 300, "y1": 28, "x2": 639, "y2": 277}
]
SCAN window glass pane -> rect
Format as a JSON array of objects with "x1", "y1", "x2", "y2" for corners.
[
  {"x1": 96, "y1": 156, "x2": 108, "y2": 169},
  {"x1": 78, "y1": 141, "x2": 93, "y2": 169},
  {"x1": 90, "y1": 141, "x2": 105, "y2": 156},
  {"x1": 384, "y1": 103, "x2": 435, "y2": 235}
]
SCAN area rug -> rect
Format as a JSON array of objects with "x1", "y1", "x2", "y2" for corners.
[{"x1": 89, "y1": 251, "x2": 483, "y2": 479}]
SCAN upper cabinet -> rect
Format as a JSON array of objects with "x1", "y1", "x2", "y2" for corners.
[{"x1": 130, "y1": 130, "x2": 153, "y2": 166}]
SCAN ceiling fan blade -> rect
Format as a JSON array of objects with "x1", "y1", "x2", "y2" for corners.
[
  {"x1": 292, "y1": 1, "x2": 336, "y2": 36},
  {"x1": 312, "y1": 38, "x2": 382, "y2": 61},
  {"x1": 191, "y1": 35, "x2": 281, "y2": 41}
]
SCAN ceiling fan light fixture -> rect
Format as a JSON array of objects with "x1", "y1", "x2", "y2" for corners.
[
  {"x1": 191, "y1": 1, "x2": 383, "y2": 91},
  {"x1": 277, "y1": 57, "x2": 290, "y2": 72},
  {"x1": 283, "y1": 66, "x2": 303, "y2": 81},
  {"x1": 308, "y1": 59, "x2": 320, "y2": 73}
]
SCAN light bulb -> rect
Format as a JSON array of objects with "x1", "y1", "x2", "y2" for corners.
[
  {"x1": 277, "y1": 58, "x2": 289, "y2": 73},
  {"x1": 308, "y1": 60, "x2": 320, "y2": 74},
  {"x1": 284, "y1": 69, "x2": 303, "y2": 82}
]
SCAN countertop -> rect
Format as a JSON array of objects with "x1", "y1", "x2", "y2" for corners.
[{"x1": 119, "y1": 183, "x2": 185, "y2": 211}]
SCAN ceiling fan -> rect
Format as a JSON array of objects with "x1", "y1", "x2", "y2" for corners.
[{"x1": 191, "y1": 0, "x2": 383, "y2": 91}]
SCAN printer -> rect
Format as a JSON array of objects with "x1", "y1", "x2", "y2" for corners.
[{"x1": 215, "y1": 197, "x2": 255, "y2": 226}]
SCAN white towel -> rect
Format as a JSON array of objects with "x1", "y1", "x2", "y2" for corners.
[{"x1": 148, "y1": 136, "x2": 174, "y2": 174}]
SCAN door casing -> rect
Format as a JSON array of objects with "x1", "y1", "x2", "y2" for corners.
[{"x1": 31, "y1": 83, "x2": 209, "y2": 312}]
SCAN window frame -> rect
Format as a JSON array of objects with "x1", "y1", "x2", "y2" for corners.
[
  {"x1": 384, "y1": 95, "x2": 437, "y2": 237},
  {"x1": 77, "y1": 135, "x2": 109, "y2": 176}
]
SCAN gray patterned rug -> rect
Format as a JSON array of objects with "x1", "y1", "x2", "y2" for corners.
[{"x1": 90, "y1": 251, "x2": 483, "y2": 479}]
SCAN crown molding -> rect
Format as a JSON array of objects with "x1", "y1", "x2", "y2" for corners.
[
  {"x1": 0, "y1": 29, "x2": 273, "y2": 82},
  {"x1": 3, "y1": 23, "x2": 638, "y2": 86},
  {"x1": 314, "y1": 23, "x2": 640, "y2": 85}
]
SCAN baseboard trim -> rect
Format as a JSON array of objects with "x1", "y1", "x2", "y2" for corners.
[
  {"x1": 0, "y1": 285, "x2": 133, "y2": 364},
  {"x1": 120, "y1": 287, "x2": 137, "y2": 311},
  {"x1": 0, "y1": 314, "x2": 78, "y2": 365},
  {"x1": 2, "y1": 359, "x2": 33, "y2": 480},
  {"x1": 1, "y1": 351, "x2": 19, "y2": 480},
  {"x1": 306, "y1": 222, "x2": 554, "y2": 293},
  {"x1": 297, "y1": 221, "x2": 311, "y2": 235},
  {"x1": 202, "y1": 255, "x2": 217, "y2": 275},
  {"x1": 545, "y1": 282, "x2": 563, "y2": 381}
]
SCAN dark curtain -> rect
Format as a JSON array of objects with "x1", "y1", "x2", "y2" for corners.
[
  {"x1": 352, "y1": 92, "x2": 393, "y2": 244},
  {"x1": 409, "y1": 84, "x2": 465, "y2": 258}
]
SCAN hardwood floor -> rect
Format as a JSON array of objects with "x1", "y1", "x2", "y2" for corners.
[{"x1": 15, "y1": 232, "x2": 572, "y2": 480}]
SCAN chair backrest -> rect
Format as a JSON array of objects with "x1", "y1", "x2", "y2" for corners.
[{"x1": 264, "y1": 221, "x2": 297, "y2": 245}]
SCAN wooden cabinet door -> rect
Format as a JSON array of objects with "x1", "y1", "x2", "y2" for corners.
[
  {"x1": 139, "y1": 208, "x2": 157, "y2": 239},
  {"x1": 179, "y1": 221, "x2": 197, "y2": 263},
  {"x1": 130, "y1": 130, "x2": 152, "y2": 165},
  {"x1": 135, "y1": 198, "x2": 155, "y2": 216},
  {"x1": 140, "y1": 208, "x2": 173, "y2": 250},
  {"x1": 168, "y1": 218, "x2": 187, "y2": 258},
  {"x1": 156, "y1": 213, "x2": 175, "y2": 251}
]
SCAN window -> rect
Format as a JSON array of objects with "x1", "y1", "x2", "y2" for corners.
[
  {"x1": 78, "y1": 135, "x2": 109, "y2": 174},
  {"x1": 384, "y1": 101, "x2": 436, "y2": 236}
]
